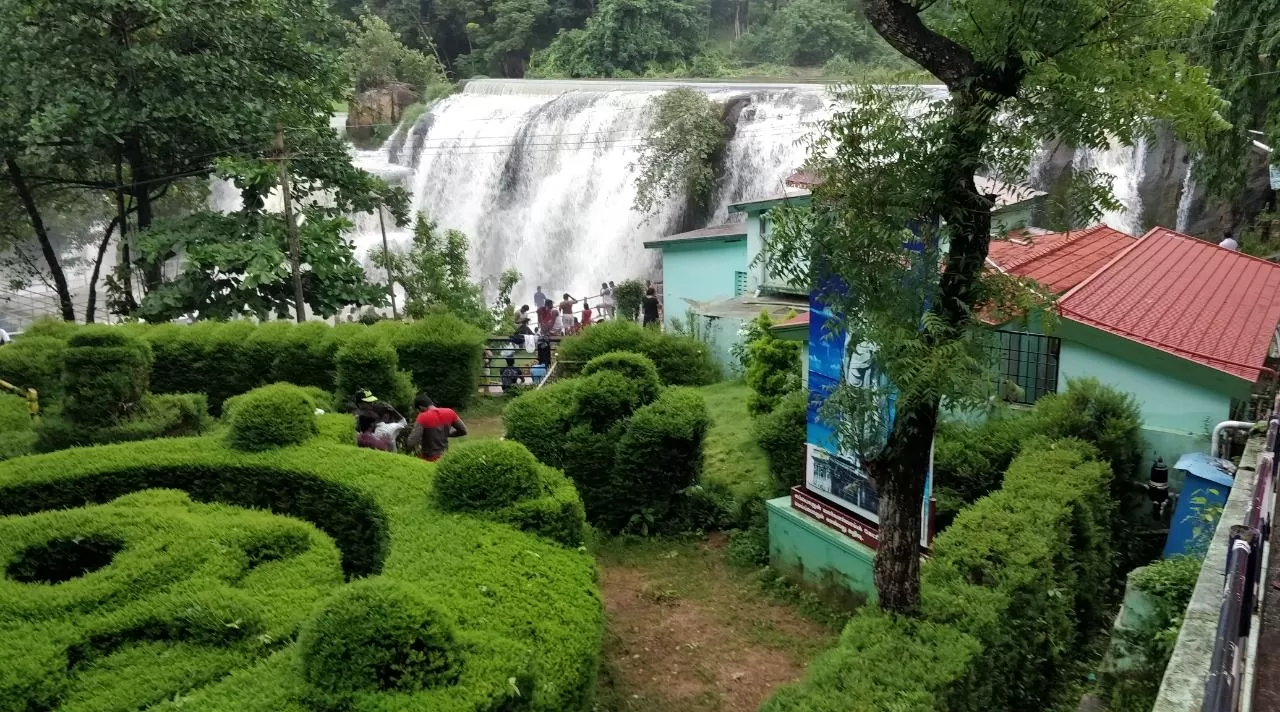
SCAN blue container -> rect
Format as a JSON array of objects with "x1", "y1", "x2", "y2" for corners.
[{"x1": 1163, "y1": 452, "x2": 1236, "y2": 558}]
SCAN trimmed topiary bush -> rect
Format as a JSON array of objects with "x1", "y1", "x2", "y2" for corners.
[
  {"x1": 754, "y1": 389, "x2": 808, "y2": 493},
  {"x1": 765, "y1": 439, "x2": 1113, "y2": 712},
  {"x1": 226, "y1": 384, "x2": 318, "y2": 451},
  {"x1": 503, "y1": 380, "x2": 578, "y2": 468},
  {"x1": 609, "y1": 387, "x2": 711, "y2": 531},
  {"x1": 580, "y1": 351, "x2": 662, "y2": 404},
  {"x1": 556, "y1": 320, "x2": 719, "y2": 386},
  {"x1": 334, "y1": 333, "x2": 415, "y2": 414},
  {"x1": 0, "y1": 335, "x2": 67, "y2": 407},
  {"x1": 62, "y1": 327, "x2": 153, "y2": 427},
  {"x1": 0, "y1": 393, "x2": 35, "y2": 461},
  {"x1": 394, "y1": 314, "x2": 485, "y2": 409},
  {"x1": 298, "y1": 578, "x2": 462, "y2": 697},
  {"x1": 573, "y1": 370, "x2": 643, "y2": 432},
  {"x1": 0, "y1": 430, "x2": 602, "y2": 711},
  {"x1": 435, "y1": 440, "x2": 543, "y2": 512}
]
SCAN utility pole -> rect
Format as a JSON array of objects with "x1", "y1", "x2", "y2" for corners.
[
  {"x1": 377, "y1": 207, "x2": 399, "y2": 320},
  {"x1": 275, "y1": 122, "x2": 307, "y2": 323}
]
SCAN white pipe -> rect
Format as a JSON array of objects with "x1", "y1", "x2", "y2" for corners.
[{"x1": 1212, "y1": 421, "x2": 1256, "y2": 458}]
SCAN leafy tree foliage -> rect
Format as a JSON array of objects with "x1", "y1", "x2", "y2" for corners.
[
  {"x1": 1195, "y1": 0, "x2": 1280, "y2": 199},
  {"x1": 347, "y1": 14, "x2": 451, "y2": 94},
  {"x1": 767, "y1": 0, "x2": 1224, "y2": 613},
  {"x1": 0, "y1": 0, "x2": 405, "y2": 321},
  {"x1": 530, "y1": 0, "x2": 711, "y2": 77},
  {"x1": 743, "y1": 312, "x2": 801, "y2": 415},
  {"x1": 739, "y1": 0, "x2": 874, "y2": 66},
  {"x1": 633, "y1": 89, "x2": 727, "y2": 215}
]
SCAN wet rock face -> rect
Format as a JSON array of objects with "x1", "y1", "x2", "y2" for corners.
[{"x1": 347, "y1": 83, "x2": 420, "y2": 142}]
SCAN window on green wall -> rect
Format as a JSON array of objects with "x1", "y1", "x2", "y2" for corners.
[
  {"x1": 989, "y1": 330, "x2": 1060, "y2": 405},
  {"x1": 734, "y1": 271, "x2": 748, "y2": 296}
]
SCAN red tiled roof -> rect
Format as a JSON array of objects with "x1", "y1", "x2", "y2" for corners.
[
  {"x1": 772, "y1": 312, "x2": 810, "y2": 330},
  {"x1": 786, "y1": 171, "x2": 822, "y2": 188},
  {"x1": 1059, "y1": 227, "x2": 1280, "y2": 382},
  {"x1": 987, "y1": 224, "x2": 1138, "y2": 293}
]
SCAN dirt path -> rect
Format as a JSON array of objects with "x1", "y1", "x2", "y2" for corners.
[{"x1": 593, "y1": 535, "x2": 839, "y2": 712}]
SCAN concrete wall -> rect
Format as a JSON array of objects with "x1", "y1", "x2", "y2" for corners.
[
  {"x1": 767, "y1": 496, "x2": 876, "y2": 606},
  {"x1": 1057, "y1": 320, "x2": 1249, "y2": 470},
  {"x1": 1153, "y1": 437, "x2": 1263, "y2": 712},
  {"x1": 658, "y1": 238, "x2": 747, "y2": 322}
]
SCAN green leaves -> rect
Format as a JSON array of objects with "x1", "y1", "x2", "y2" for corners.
[{"x1": 632, "y1": 88, "x2": 727, "y2": 215}]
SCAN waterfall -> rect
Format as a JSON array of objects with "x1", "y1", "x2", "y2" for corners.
[
  {"x1": 347, "y1": 79, "x2": 839, "y2": 301},
  {"x1": 1176, "y1": 161, "x2": 1196, "y2": 234},
  {"x1": 1073, "y1": 137, "x2": 1148, "y2": 236}
]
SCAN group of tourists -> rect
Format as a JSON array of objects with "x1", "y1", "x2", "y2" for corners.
[
  {"x1": 526, "y1": 281, "x2": 619, "y2": 337},
  {"x1": 352, "y1": 388, "x2": 467, "y2": 460}
]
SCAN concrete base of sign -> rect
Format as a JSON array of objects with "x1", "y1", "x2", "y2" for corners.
[{"x1": 766, "y1": 496, "x2": 877, "y2": 607}]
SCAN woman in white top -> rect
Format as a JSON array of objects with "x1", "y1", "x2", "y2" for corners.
[{"x1": 599, "y1": 282, "x2": 614, "y2": 320}]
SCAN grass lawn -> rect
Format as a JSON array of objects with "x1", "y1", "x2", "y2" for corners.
[
  {"x1": 696, "y1": 381, "x2": 773, "y2": 501},
  {"x1": 459, "y1": 395, "x2": 510, "y2": 440}
]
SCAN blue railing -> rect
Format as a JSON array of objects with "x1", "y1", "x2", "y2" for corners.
[{"x1": 1202, "y1": 396, "x2": 1277, "y2": 712}]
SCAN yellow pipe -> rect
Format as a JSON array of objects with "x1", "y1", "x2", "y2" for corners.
[{"x1": 0, "y1": 379, "x2": 38, "y2": 418}]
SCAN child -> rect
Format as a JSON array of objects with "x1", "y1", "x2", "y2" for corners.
[
  {"x1": 500, "y1": 357, "x2": 522, "y2": 392},
  {"x1": 356, "y1": 413, "x2": 393, "y2": 451}
]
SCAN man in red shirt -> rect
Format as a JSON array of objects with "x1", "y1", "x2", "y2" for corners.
[{"x1": 406, "y1": 393, "x2": 467, "y2": 462}]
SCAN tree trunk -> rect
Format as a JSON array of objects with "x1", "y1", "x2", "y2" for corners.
[
  {"x1": 5, "y1": 158, "x2": 76, "y2": 322},
  {"x1": 870, "y1": 401, "x2": 937, "y2": 613},
  {"x1": 113, "y1": 158, "x2": 139, "y2": 314},
  {"x1": 85, "y1": 218, "x2": 120, "y2": 324}
]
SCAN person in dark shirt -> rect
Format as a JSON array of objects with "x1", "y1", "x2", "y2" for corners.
[
  {"x1": 642, "y1": 286, "x2": 661, "y2": 327},
  {"x1": 500, "y1": 357, "x2": 522, "y2": 392},
  {"x1": 406, "y1": 392, "x2": 467, "y2": 462},
  {"x1": 356, "y1": 413, "x2": 394, "y2": 451}
]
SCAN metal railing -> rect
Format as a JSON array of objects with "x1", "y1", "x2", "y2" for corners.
[{"x1": 1203, "y1": 395, "x2": 1278, "y2": 712}]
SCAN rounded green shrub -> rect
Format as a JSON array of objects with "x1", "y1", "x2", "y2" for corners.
[
  {"x1": 503, "y1": 380, "x2": 578, "y2": 467},
  {"x1": 62, "y1": 327, "x2": 153, "y2": 427},
  {"x1": 754, "y1": 389, "x2": 808, "y2": 493},
  {"x1": 435, "y1": 440, "x2": 543, "y2": 512},
  {"x1": 0, "y1": 336, "x2": 67, "y2": 407},
  {"x1": 574, "y1": 371, "x2": 642, "y2": 431},
  {"x1": 580, "y1": 351, "x2": 661, "y2": 404},
  {"x1": 334, "y1": 333, "x2": 415, "y2": 414},
  {"x1": 607, "y1": 388, "x2": 710, "y2": 531},
  {"x1": 226, "y1": 384, "x2": 318, "y2": 451},
  {"x1": 394, "y1": 314, "x2": 485, "y2": 410},
  {"x1": 557, "y1": 320, "x2": 719, "y2": 386},
  {"x1": 298, "y1": 579, "x2": 462, "y2": 695}
]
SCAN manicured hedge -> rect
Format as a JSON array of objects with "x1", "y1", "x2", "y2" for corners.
[
  {"x1": 754, "y1": 389, "x2": 807, "y2": 493},
  {"x1": 435, "y1": 440, "x2": 586, "y2": 546},
  {"x1": 556, "y1": 320, "x2": 720, "y2": 386},
  {"x1": 0, "y1": 335, "x2": 67, "y2": 407},
  {"x1": 227, "y1": 384, "x2": 319, "y2": 452},
  {"x1": 0, "y1": 393, "x2": 35, "y2": 461},
  {"x1": 765, "y1": 440, "x2": 1113, "y2": 712},
  {"x1": 610, "y1": 388, "x2": 711, "y2": 529},
  {"x1": 62, "y1": 327, "x2": 153, "y2": 426},
  {"x1": 334, "y1": 333, "x2": 415, "y2": 413},
  {"x1": 32, "y1": 393, "x2": 210, "y2": 453},
  {"x1": 19, "y1": 319, "x2": 488, "y2": 416},
  {"x1": 580, "y1": 351, "x2": 662, "y2": 404},
  {"x1": 0, "y1": 431, "x2": 602, "y2": 711},
  {"x1": 393, "y1": 314, "x2": 486, "y2": 409},
  {"x1": 502, "y1": 380, "x2": 578, "y2": 467}
]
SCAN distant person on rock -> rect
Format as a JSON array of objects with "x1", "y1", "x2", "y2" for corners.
[
  {"x1": 1219, "y1": 231, "x2": 1239, "y2": 251},
  {"x1": 642, "y1": 286, "x2": 661, "y2": 327},
  {"x1": 406, "y1": 393, "x2": 467, "y2": 462}
]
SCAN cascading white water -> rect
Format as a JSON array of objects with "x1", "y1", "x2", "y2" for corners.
[
  {"x1": 1073, "y1": 137, "x2": 1148, "y2": 236},
  {"x1": 1175, "y1": 161, "x2": 1196, "y2": 234},
  {"x1": 347, "y1": 79, "x2": 839, "y2": 301}
]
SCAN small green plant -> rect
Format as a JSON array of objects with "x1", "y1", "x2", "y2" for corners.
[{"x1": 226, "y1": 383, "x2": 318, "y2": 451}]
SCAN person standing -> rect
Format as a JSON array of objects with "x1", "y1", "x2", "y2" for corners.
[
  {"x1": 642, "y1": 286, "x2": 661, "y2": 327},
  {"x1": 598, "y1": 282, "x2": 614, "y2": 320},
  {"x1": 534, "y1": 286, "x2": 547, "y2": 311},
  {"x1": 558, "y1": 293, "x2": 578, "y2": 334},
  {"x1": 580, "y1": 300, "x2": 593, "y2": 329},
  {"x1": 537, "y1": 299, "x2": 556, "y2": 334},
  {"x1": 406, "y1": 393, "x2": 467, "y2": 462}
]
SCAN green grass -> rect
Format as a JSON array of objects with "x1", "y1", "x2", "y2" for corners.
[{"x1": 696, "y1": 381, "x2": 772, "y2": 501}]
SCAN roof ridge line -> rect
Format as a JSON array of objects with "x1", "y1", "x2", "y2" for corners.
[{"x1": 1059, "y1": 226, "x2": 1151, "y2": 304}]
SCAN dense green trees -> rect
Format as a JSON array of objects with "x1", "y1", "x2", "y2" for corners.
[{"x1": 0, "y1": 0, "x2": 408, "y2": 322}]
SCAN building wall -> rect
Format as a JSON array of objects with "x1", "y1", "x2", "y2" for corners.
[
  {"x1": 1056, "y1": 320, "x2": 1250, "y2": 468},
  {"x1": 658, "y1": 238, "x2": 748, "y2": 322}
]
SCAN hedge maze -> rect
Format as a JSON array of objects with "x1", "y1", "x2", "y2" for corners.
[{"x1": 0, "y1": 386, "x2": 602, "y2": 712}]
